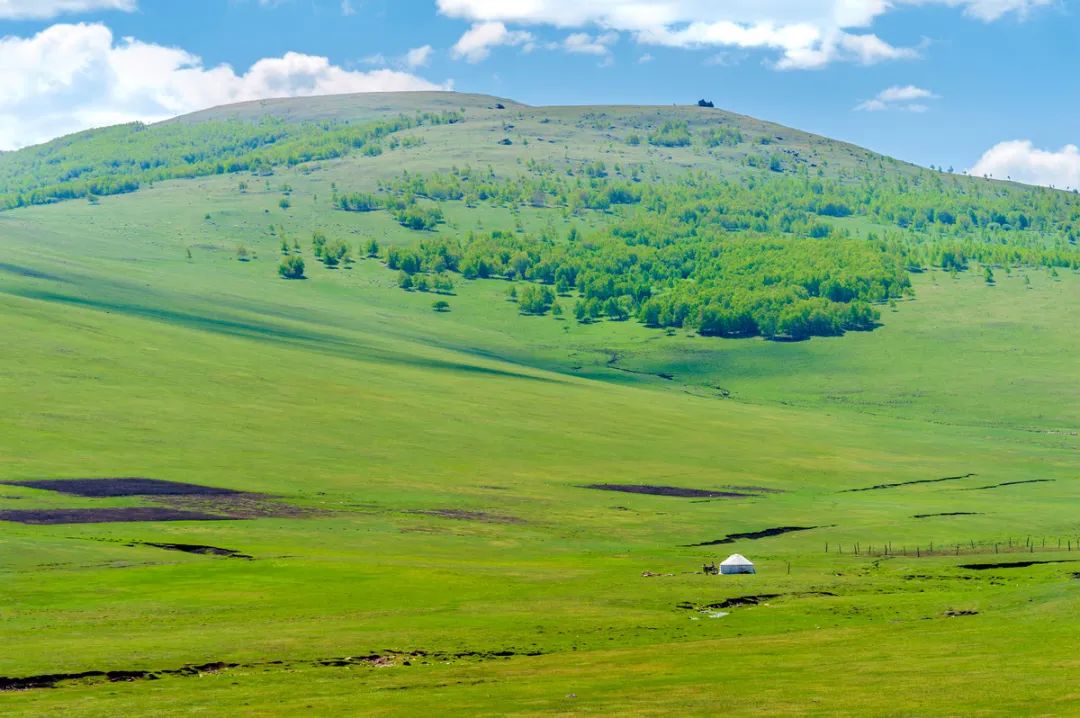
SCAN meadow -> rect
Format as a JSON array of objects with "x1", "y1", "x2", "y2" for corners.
[{"x1": 0, "y1": 93, "x2": 1077, "y2": 716}]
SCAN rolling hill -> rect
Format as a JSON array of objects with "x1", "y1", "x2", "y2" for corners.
[{"x1": 0, "y1": 92, "x2": 1078, "y2": 716}]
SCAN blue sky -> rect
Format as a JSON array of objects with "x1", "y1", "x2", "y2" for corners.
[{"x1": 0, "y1": 0, "x2": 1077, "y2": 187}]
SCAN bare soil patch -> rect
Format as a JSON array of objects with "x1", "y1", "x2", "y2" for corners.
[
  {"x1": 582, "y1": 484, "x2": 754, "y2": 499},
  {"x1": 959, "y1": 559, "x2": 1076, "y2": 570},
  {"x1": 409, "y1": 509, "x2": 525, "y2": 524},
  {"x1": 151, "y1": 494, "x2": 320, "y2": 519},
  {"x1": 841, "y1": 473, "x2": 975, "y2": 493},
  {"x1": 912, "y1": 512, "x2": 982, "y2": 519},
  {"x1": 4, "y1": 478, "x2": 242, "y2": 498},
  {"x1": 136, "y1": 542, "x2": 252, "y2": 559},
  {"x1": 686, "y1": 525, "x2": 820, "y2": 546},
  {"x1": 0, "y1": 649, "x2": 543, "y2": 692},
  {"x1": 0, "y1": 508, "x2": 233, "y2": 525},
  {"x1": 964, "y1": 479, "x2": 1055, "y2": 491},
  {"x1": 678, "y1": 591, "x2": 836, "y2": 612}
]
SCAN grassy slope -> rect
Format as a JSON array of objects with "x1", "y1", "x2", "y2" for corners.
[{"x1": 1, "y1": 94, "x2": 1078, "y2": 715}]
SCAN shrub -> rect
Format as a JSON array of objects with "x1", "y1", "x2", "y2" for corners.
[{"x1": 278, "y1": 256, "x2": 305, "y2": 279}]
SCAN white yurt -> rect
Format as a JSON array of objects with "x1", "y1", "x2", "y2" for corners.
[{"x1": 719, "y1": 554, "x2": 755, "y2": 575}]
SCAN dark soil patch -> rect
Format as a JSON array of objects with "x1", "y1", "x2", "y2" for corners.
[
  {"x1": 151, "y1": 494, "x2": 319, "y2": 519},
  {"x1": 0, "y1": 649, "x2": 543, "y2": 692},
  {"x1": 944, "y1": 610, "x2": 978, "y2": 617},
  {"x1": 841, "y1": 473, "x2": 975, "y2": 493},
  {"x1": 409, "y1": 509, "x2": 525, "y2": 524},
  {"x1": 136, "y1": 542, "x2": 252, "y2": 559},
  {"x1": 4, "y1": 478, "x2": 243, "y2": 498},
  {"x1": 0, "y1": 508, "x2": 234, "y2": 525},
  {"x1": 912, "y1": 512, "x2": 983, "y2": 519},
  {"x1": 686, "y1": 525, "x2": 819, "y2": 546},
  {"x1": 964, "y1": 479, "x2": 1055, "y2": 491},
  {"x1": 680, "y1": 591, "x2": 836, "y2": 612},
  {"x1": 706, "y1": 594, "x2": 781, "y2": 609},
  {"x1": 582, "y1": 484, "x2": 754, "y2": 499},
  {"x1": 959, "y1": 559, "x2": 1076, "y2": 570}
]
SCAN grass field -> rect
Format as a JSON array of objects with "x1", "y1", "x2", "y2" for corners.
[{"x1": 1, "y1": 94, "x2": 1078, "y2": 716}]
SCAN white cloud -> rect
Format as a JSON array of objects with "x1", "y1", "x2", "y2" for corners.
[
  {"x1": 340, "y1": 0, "x2": 355, "y2": 16},
  {"x1": 856, "y1": 84, "x2": 938, "y2": 111},
  {"x1": 404, "y1": 44, "x2": 434, "y2": 68},
  {"x1": 0, "y1": 0, "x2": 134, "y2": 18},
  {"x1": 878, "y1": 84, "x2": 935, "y2": 102},
  {"x1": 563, "y1": 31, "x2": 618, "y2": 56},
  {"x1": 436, "y1": 0, "x2": 1052, "y2": 68},
  {"x1": 637, "y1": 52, "x2": 653, "y2": 64},
  {"x1": 969, "y1": 140, "x2": 1080, "y2": 189},
  {"x1": 451, "y1": 21, "x2": 534, "y2": 63},
  {"x1": 0, "y1": 23, "x2": 448, "y2": 150}
]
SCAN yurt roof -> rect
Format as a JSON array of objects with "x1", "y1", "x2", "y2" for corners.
[{"x1": 720, "y1": 553, "x2": 753, "y2": 566}]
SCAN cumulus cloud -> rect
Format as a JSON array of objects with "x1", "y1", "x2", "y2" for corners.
[
  {"x1": 563, "y1": 31, "x2": 618, "y2": 56},
  {"x1": 969, "y1": 141, "x2": 1080, "y2": 189},
  {"x1": 856, "y1": 84, "x2": 938, "y2": 111},
  {"x1": 0, "y1": 0, "x2": 134, "y2": 19},
  {"x1": 0, "y1": 23, "x2": 448, "y2": 150},
  {"x1": 404, "y1": 44, "x2": 434, "y2": 68},
  {"x1": 451, "y1": 21, "x2": 534, "y2": 63},
  {"x1": 437, "y1": 0, "x2": 1052, "y2": 69}
]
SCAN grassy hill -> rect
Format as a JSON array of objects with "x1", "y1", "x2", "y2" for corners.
[{"x1": 0, "y1": 92, "x2": 1078, "y2": 716}]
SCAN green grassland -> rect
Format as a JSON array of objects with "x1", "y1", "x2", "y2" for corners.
[{"x1": 1, "y1": 93, "x2": 1078, "y2": 716}]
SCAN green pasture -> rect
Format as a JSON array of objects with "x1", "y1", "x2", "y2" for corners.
[{"x1": 0, "y1": 95, "x2": 1078, "y2": 716}]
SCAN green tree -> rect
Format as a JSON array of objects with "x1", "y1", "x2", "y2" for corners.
[
  {"x1": 278, "y1": 256, "x2": 305, "y2": 279},
  {"x1": 432, "y1": 300, "x2": 450, "y2": 312}
]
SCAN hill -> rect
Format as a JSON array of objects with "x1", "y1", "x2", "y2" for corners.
[{"x1": 0, "y1": 92, "x2": 1078, "y2": 716}]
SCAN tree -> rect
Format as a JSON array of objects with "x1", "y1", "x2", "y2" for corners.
[
  {"x1": 432, "y1": 300, "x2": 450, "y2": 312},
  {"x1": 551, "y1": 301, "x2": 564, "y2": 319},
  {"x1": 984, "y1": 266, "x2": 995, "y2": 284},
  {"x1": 398, "y1": 271, "x2": 414, "y2": 290},
  {"x1": 365, "y1": 238, "x2": 380, "y2": 258},
  {"x1": 321, "y1": 239, "x2": 349, "y2": 267},
  {"x1": 278, "y1": 197, "x2": 291, "y2": 210},
  {"x1": 311, "y1": 231, "x2": 327, "y2": 258},
  {"x1": 278, "y1": 256, "x2": 305, "y2": 279},
  {"x1": 518, "y1": 285, "x2": 555, "y2": 315}
]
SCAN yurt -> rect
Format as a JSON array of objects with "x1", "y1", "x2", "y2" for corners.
[{"x1": 719, "y1": 554, "x2": 755, "y2": 575}]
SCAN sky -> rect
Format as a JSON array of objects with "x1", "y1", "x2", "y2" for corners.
[{"x1": 0, "y1": 0, "x2": 1077, "y2": 188}]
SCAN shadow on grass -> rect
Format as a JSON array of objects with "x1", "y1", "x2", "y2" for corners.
[{"x1": 7, "y1": 288, "x2": 563, "y2": 385}]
